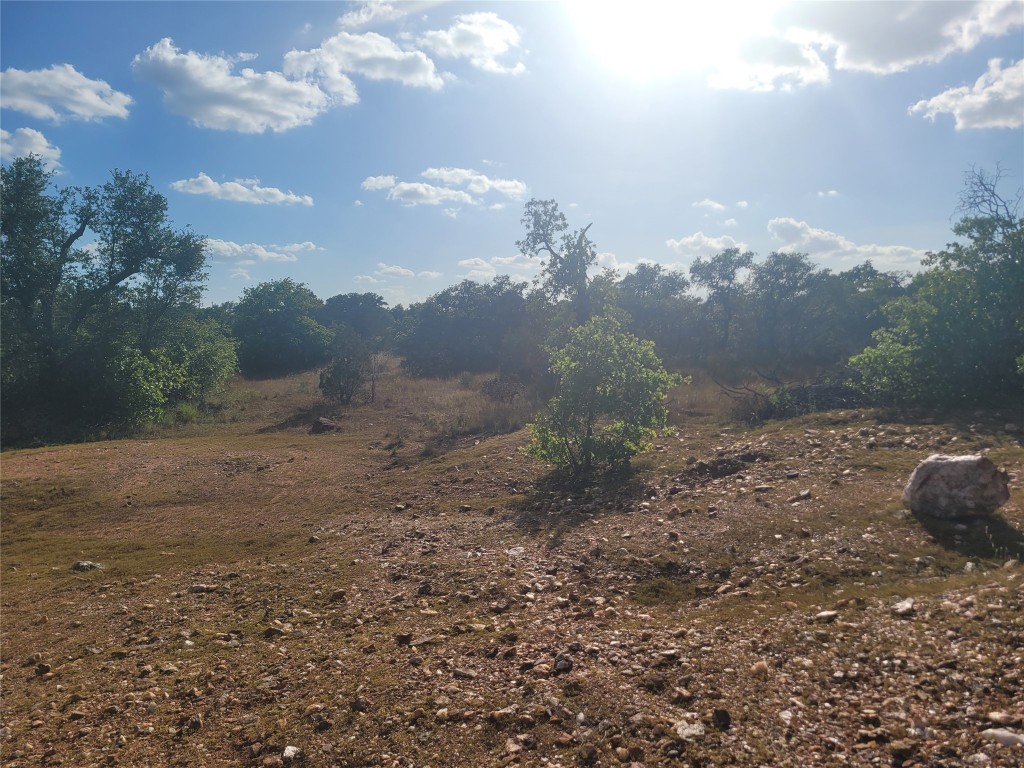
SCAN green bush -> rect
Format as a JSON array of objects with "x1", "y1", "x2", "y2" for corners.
[{"x1": 528, "y1": 315, "x2": 681, "y2": 476}]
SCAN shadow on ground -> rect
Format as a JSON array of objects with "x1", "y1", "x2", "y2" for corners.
[
  {"x1": 509, "y1": 465, "x2": 652, "y2": 548},
  {"x1": 913, "y1": 511, "x2": 1024, "y2": 561}
]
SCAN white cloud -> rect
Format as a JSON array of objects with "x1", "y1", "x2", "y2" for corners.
[
  {"x1": 355, "y1": 274, "x2": 383, "y2": 284},
  {"x1": 285, "y1": 31, "x2": 444, "y2": 94},
  {"x1": 0, "y1": 127, "x2": 62, "y2": 171},
  {"x1": 419, "y1": 12, "x2": 525, "y2": 74},
  {"x1": 376, "y1": 261, "x2": 415, "y2": 277},
  {"x1": 492, "y1": 253, "x2": 541, "y2": 269},
  {"x1": 594, "y1": 251, "x2": 639, "y2": 275},
  {"x1": 133, "y1": 38, "x2": 332, "y2": 132},
  {"x1": 353, "y1": 199, "x2": 364, "y2": 207},
  {"x1": 736, "y1": 200, "x2": 749, "y2": 208},
  {"x1": 458, "y1": 256, "x2": 497, "y2": 281},
  {"x1": 666, "y1": 232, "x2": 749, "y2": 258},
  {"x1": 205, "y1": 238, "x2": 308, "y2": 263},
  {"x1": 723, "y1": 218, "x2": 738, "y2": 227},
  {"x1": 231, "y1": 267, "x2": 254, "y2": 281},
  {"x1": 387, "y1": 181, "x2": 475, "y2": 206},
  {"x1": 693, "y1": 198, "x2": 727, "y2": 212},
  {"x1": 0, "y1": 64, "x2": 132, "y2": 122},
  {"x1": 818, "y1": 189, "x2": 839, "y2": 198},
  {"x1": 708, "y1": 32, "x2": 830, "y2": 92},
  {"x1": 706, "y1": 2, "x2": 1022, "y2": 92},
  {"x1": 271, "y1": 241, "x2": 319, "y2": 253},
  {"x1": 340, "y1": 1, "x2": 407, "y2": 29},
  {"x1": 362, "y1": 167, "x2": 527, "y2": 212},
  {"x1": 909, "y1": 58, "x2": 1024, "y2": 130},
  {"x1": 170, "y1": 172, "x2": 313, "y2": 205},
  {"x1": 361, "y1": 175, "x2": 396, "y2": 190},
  {"x1": 767, "y1": 217, "x2": 925, "y2": 272},
  {"x1": 421, "y1": 167, "x2": 527, "y2": 198},
  {"x1": 418, "y1": 270, "x2": 443, "y2": 279},
  {"x1": 780, "y1": 0, "x2": 1024, "y2": 75}
]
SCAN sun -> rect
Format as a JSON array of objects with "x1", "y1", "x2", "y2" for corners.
[{"x1": 564, "y1": 0, "x2": 782, "y2": 82}]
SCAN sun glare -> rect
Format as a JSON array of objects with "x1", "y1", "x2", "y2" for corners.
[{"x1": 565, "y1": 0, "x2": 782, "y2": 82}]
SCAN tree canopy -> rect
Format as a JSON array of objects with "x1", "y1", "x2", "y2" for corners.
[{"x1": 1, "y1": 155, "x2": 235, "y2": 443}]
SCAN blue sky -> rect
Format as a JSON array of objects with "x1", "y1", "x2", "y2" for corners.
[{"x1": 2, "y1": 1, "x2": 1022, "y2": 307}]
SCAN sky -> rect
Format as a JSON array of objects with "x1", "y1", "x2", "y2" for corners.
[{"x1": 1, "y1": 1, "x2": 1022, "y2": 307}]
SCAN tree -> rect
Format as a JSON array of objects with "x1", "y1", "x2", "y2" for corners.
[
  {"x1": 689, "y1": 247, "x2": 754, "y2": 356},
  {"x1": 232, "y1": 279, "x2": 332, "y2": 378},
  {"x1": 397, "y1": 277, "x2": 528, "y2": 377},
  {"x1": 1, "y1": 155, "x2": 233, "y2": 442},
  {"x1": 319, "y1": 292, "x2": 392, "y2": 348},
  {"x1": 319, "y1": 326, "x2": 370, "y2": 404},
  {"x1": 617, "y1": 263, "x2": 694, "y2": 360},
  {"x1": 850, "y1": 167, "x2": 1023, "y2": 407},
  {"x1": 528, "y1": 315, "x2": 681, "y2": 476},
  {"x1": 516, "y1": 199, "x2": 598, "y2": 323}
]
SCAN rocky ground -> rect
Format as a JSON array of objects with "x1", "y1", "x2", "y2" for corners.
[{"x1": 2, "y1": 398, "x2": 1023, "y2": 767}]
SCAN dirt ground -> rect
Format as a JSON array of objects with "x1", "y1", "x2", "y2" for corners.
[{"x1": 2, "y1": 375, "x2": 1023, "y2": 767}]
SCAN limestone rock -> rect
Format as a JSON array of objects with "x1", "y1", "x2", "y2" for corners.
[
  {"x1": 309, "y1": 417, "x2": 342, "y2": 434},
  {"x1": 901, "y1": 454, "x2": 1009, "y2": 518}
]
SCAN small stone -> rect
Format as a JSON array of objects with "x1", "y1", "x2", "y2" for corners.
[
  {"x1": 71, "y1": 561, "x2": 103, "y2": 572},
  {"x1": 981, "y1": 728, "x2": 1024, "y2": 747},
  {"x1": 554, "y1": 654, "x2": 574, "y2": 674},
  {"x1": 815, "y1": 610, "x2": 838, "y2": 623},
  {"x1": 308, "y1": 535, "x2": 320, "y2": 544},
  {"x1": 578, "y1": 743, "x2": 599, "y2": 761},
  {"x1": 264, "y1": 627, "x2": 286, "y2": 639},
  {"x1": 675, "y1": 721, "x2": 705, "y2": 740},
  {"x1": 750, "y1": 660, "x2": 769, "y2": 678},
  {"x1": 988, "y1": 712, "x2": 1019, "y2": 726},
  {"x1": 453, "y1": 668, "x2": 476, "y2": 680},
  {"x1": 892, "y1": 598, "x2": 915, "y2": 617},
  {"x1": 329, "y1": 589, "x2": 347, "y2": 602},
  {"x1": 350, "y1": 696, "x2": 369, "y2": 712},
  {"x1": 282, "y1": 745, "x2": 301, "y2": 763}
]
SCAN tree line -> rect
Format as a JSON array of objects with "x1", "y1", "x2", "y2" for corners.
[{"x1": 3, "y1": 155, "x2": 1021, "y2": 448}]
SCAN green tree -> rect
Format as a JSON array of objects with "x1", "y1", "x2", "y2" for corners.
[
  {"x1": 397, "y1": 277, "x2": 527, "y2": 377},
  {"x1": 528, "y1": 315, "x2": 681, "y2": 476},
  {"x1": 319, "y1": 325, "x2": 371, "y2": 404},
  {"x1": 689, "y1": 247, "x2": 754, "y2": 356},
  {"x1": 1, "y1": 155, "x2": 232, "y2": 442},
  {"x1": 516, "y1": 199, "x2": 597, "y2": 323},
  {"x1": 850, "y1": 167, "x2": 1023, "y2": 407},
  {"x1": 232, "y1": 279, "x2": 332, "y2": 377},
  {"x1": 617, "y1": 263, "x2": 695, "y2": 361},
  {"x1": 319, "y1": 292, "x2": 392, "y2": 348}
]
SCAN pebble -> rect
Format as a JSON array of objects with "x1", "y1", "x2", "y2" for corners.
[
  {"x1": 892, "y1": 598, "x2": 915, "y2": 617},
  {"x1": 675, "y1": 722, "x2": 705, "y2": 740},
  {"x1": 981, "y1": 728, "x2": 1024, "y2": 747},
  {"x1": 750, "y1": 660, "x2": 769, "y2": 678}
]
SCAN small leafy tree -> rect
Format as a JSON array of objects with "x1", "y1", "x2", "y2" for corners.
[
  {"x1": 319, "y1": 326, "x2": 370, "y2": 404},
  {"x1": 528, "y1": 315, "x2": 681, "y2": 476}
]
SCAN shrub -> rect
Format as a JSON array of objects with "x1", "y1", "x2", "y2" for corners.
[{"x1": 528, "y1": 315, "x2": 681, "y2": 476}]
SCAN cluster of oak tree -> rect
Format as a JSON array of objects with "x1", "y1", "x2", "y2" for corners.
[{"x1": 3, "y1": 155, "x2": 1021, "y2": 458}]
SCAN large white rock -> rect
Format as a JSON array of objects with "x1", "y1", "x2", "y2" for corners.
[{"x1": 902, "y1": 454, "x2": 1009, "y2": 518}]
